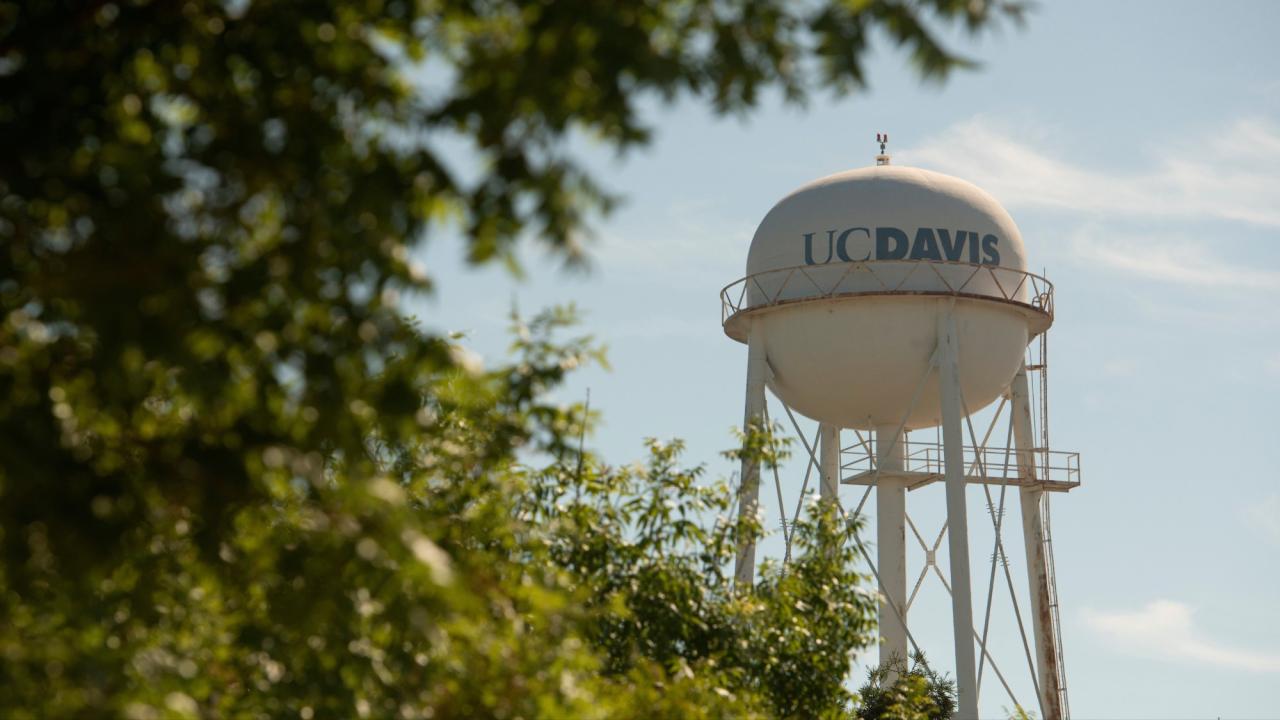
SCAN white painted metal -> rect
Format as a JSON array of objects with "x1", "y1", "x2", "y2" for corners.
[
  {"x1": 735, "y1": 318, "x2": 767, "y2": 588},
  {"x1": 763, "y1": 402, "x2": 794, "y2": 556},
  {"x1": 875, "y1": 423, "x2": 909, "y2": 676},
  {"x1": 819, "y1": 423, "x2": 840, "y2": 502},
  {"x1": 722, "y1": 157, "x2": 1079, "y2": 718},
  {"x1": 938, "y1": 310, "x2": 979, "y2": 719},
  {"x1": 754, "y1": 297, "x2": 1030, "y2": 431},
  {"x1": 779, "y1": 403, "x2": 822, "y2": 563},
  {"x1": 1043, "y1": 496, "x2": 1070, "y2": 718},
  {"x1": 736, "y1": 166, "x2": 1034, "y2": 430},
  {"x1": 1012, "y1": 364, "x2": 1064, "y2": 720},
  {"x1": 746, "y1": 166, "x2": 1028, "y2": 287}
]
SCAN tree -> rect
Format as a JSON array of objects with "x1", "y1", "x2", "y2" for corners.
[
  {"x1": 0, "y1": 1, "x2": 1022, "y2": 716},
  {"x1": 855, "y1": 653, "x2": 959, "y2": 720}
]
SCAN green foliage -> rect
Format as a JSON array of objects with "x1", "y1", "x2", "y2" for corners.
[
  {"x1": 1, "y1": 0, "x2": 1020, "y2": 716},
  {"x1": 725, "y1": 418, "x2": 793, "y2": 472},
  {"x1": 523, "y1": 434, "x2": 878, "y2": 718},
  {"x1": 855, "y1": 652, "x2": 958, "y2": 720}
]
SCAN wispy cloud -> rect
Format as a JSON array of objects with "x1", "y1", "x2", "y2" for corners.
[
  {"x1": 903, "y1": 117, "x2": 1280, "y2": 228},
  {"x1": 1083, "y1": 600, "x2": 1280, "y2": 673},
  {"x1": 1069, "y1": 229, "x2": 1280, "y2": 290}
]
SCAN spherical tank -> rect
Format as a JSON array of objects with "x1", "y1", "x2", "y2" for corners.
[{"x1": 723, "y1": 164, "x2": 1052, "y2": 431}]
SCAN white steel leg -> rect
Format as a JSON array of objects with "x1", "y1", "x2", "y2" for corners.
[
  {"x1": 939, "y1": 310, "x2": 979, "y2": 719},
  {"x1": 875, "y1": 422, "x2": 908, "y2": 676},
  {"x1": 1011, "y1": 363, "x2": 1064, "y2": 720},
  {"x1": 820, "y1": 423, "x2": 840, "y2": 503},
  {"x1": 735, "y1": 318, "x2": 767, "y2": 588}
]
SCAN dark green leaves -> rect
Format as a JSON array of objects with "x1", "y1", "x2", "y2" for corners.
[{"x1": 0, "y1": 1, "x2": 1021, "y2": 715}]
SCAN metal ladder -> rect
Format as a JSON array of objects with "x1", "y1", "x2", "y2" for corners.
[
  {"x1": 1042, "y1": 495, "x2": 1070, "y2": 718},
  {"x1": 1029, "y1": 331, "x2": 1071, "y2": 719}
]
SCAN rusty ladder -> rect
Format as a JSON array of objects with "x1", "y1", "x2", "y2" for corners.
[{"x1": 1029, "y1": 330, "x2": 1071, "y2": 719}]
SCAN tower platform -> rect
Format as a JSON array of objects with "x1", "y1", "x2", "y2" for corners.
[{"x1": 840, "y1": 440, "x2": 1080, "y2": 492}]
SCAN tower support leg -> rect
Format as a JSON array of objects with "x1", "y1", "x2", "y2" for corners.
[
  {"x1": 735, "y1": 318, "x2": 767, "y2": 588},
  {"x1": 819, "y1": 423, "x2": 840, "y2": 503},
  {"x1": 1011, "y1": 364, "x2": 1064, "y2": 720},
  {"x1": 875, "y1": 423, "x2": 908, "y2": 676},
  {"x1": 938, "y1": 311, "x2": 979, "y2": 719}
]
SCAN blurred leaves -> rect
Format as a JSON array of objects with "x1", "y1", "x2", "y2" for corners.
[{"x1": 0, "y1": 0, "x2": 1019, "y2": 716}]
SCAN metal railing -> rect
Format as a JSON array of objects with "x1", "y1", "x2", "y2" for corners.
[
  {"x1": 841, "y1": 439, "x2": 1081, "y2": 487},
  {"x1": 720, "y1": 259, "x2": 1054, "y2": 327}
]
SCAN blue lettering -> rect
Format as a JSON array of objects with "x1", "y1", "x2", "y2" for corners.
[
  {"x1": 909, "y1": 227, "x2": 942, "y2": 261},
  {"x1": 809, "y1": 226, "x2": 999, "y2": 265},
  {"x1": 937, "y1": 229, "x2": 966, "y2": 262},
  {"x1": 981, "y1": 234, "x2": 1000, "y2": 265},
  {"x1": 875, "y1": 227, "x2": 909, "y2": 260},
  {"x1": 803, "y1": 230, "x2": 836, "y2": 265},
  {"x1": 836, "y1": 227, "x2": 872, "y2": 262}
]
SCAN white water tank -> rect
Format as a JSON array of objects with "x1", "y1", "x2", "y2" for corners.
[{"x1": 721, "y1": 164, "x2": 1052, "y2": 430}]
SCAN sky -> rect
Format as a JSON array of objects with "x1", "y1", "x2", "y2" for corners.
[{"x1": 410, "y1": 2, "x2": 1280, "y2": 717}]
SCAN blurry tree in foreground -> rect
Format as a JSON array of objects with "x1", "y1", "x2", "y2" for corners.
[{"x1": 0, "y1": 0, "x2": 1021, "y2": 716}]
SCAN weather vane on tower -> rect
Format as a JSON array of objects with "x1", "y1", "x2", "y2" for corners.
[{"x1": 876, "y1": 132, "x2": 891, "y2": 165}]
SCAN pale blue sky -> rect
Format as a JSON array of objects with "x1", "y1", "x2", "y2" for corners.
[{"x1": 413, "y1": 2, "x2": 1280, "y2": 716}]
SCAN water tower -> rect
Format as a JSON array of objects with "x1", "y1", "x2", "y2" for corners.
[{"x1": 722, "y1": 138, "x2": 1080, "y2": 719}]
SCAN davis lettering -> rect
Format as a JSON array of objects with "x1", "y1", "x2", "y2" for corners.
[{"x1": 803, "y1": 226, "x2": 1001, "y2": 266}]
